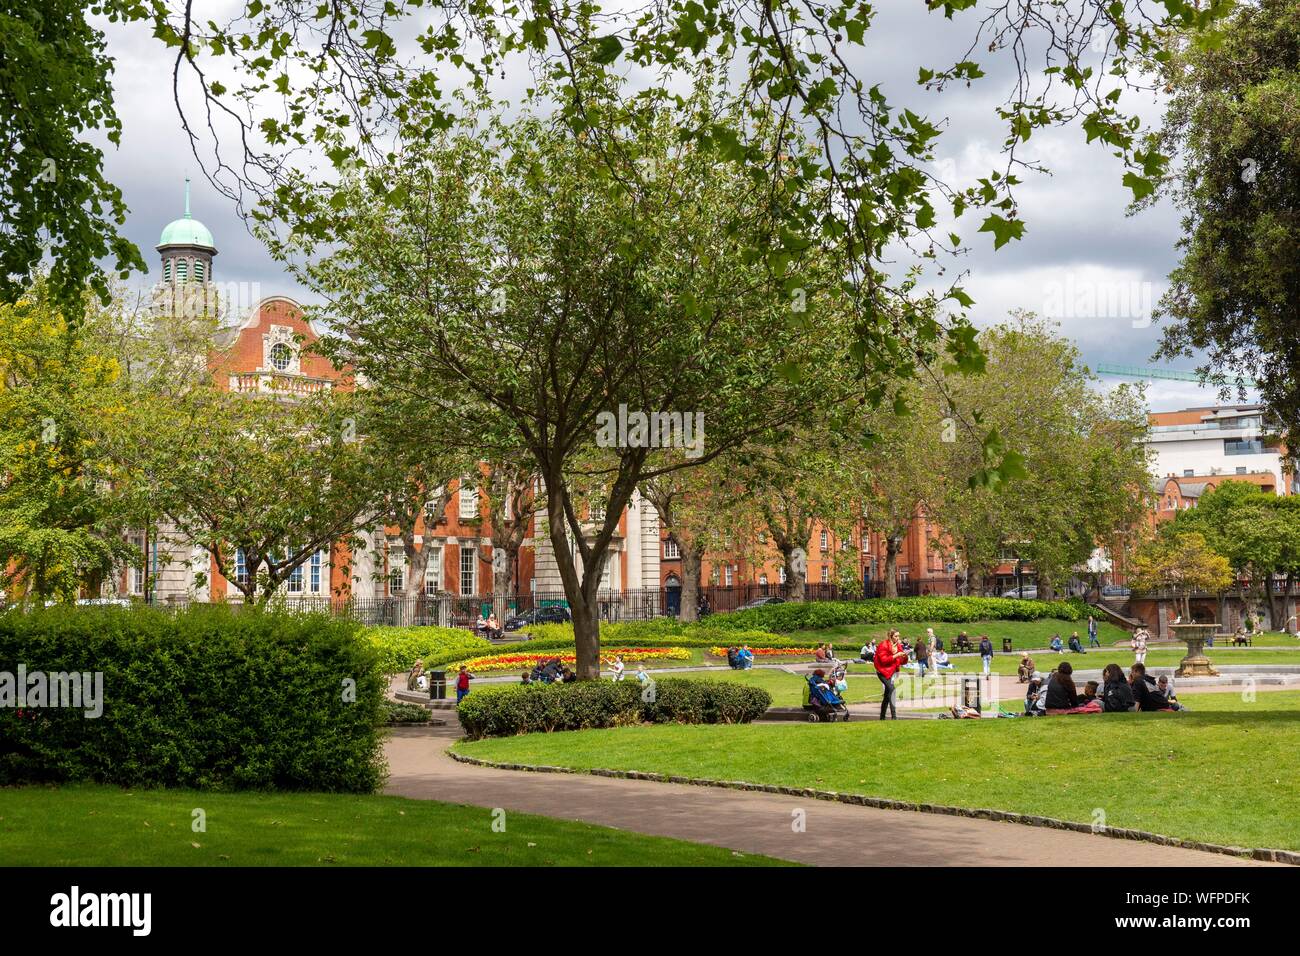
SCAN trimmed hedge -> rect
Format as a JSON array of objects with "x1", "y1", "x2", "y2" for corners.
[
  {"x1": 696, "y1": 596, "x2": 1089, "y2": 633},
  {"x1": 366, "y1": 625, "x2": 493, "y2": 673},
  {"x1": 525, "y1": 621, "x2": 789, "y2": 649},
  {"x1": 457, "y1": 678, "x2": 771, "y2": 739},
  {"x1": 0, "y1": 605, "x2": 386, "y2": 792}
]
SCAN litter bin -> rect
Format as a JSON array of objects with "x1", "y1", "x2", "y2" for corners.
[
  {"x1": 1001, "y1": 637, "x2": 1013, "y2": 653},
  {"x1": 428, "y1": 669, "x2": 447, "y2": 701}
]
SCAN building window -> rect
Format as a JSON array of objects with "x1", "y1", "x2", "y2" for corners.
[
  {"x1": 663, "y1": 538, "x2": 681, "y2": 560},
  {"x1": 388, "y1": 544, "x2": 405, "y2": 594},
  {"x1": 310, "y1": 551, "x2": 323, "y2": 593},
  {"x1": 1225, "y1": 439, "x2": 1264, "y2": 456},
  {"x1": 759, "y1": 573, "x2": 768, "y2": 585},
  {"x1": 821, "y1": 565, "x2": 830, "y2": 583},
  {"x1": 778, "y1": 566, "x2": 786, "y2": 584},
  {"x1": 460, "y1": 545, "x2": 476, "y2": 596},
  {"x1": 861, "y1": 534, "x2": 871, "y2": 553},
  {"x1": 1184, "y1": 469, "x2": 1194, "y2": 477},
  {"x1": 269, "y1": 342, "x2": 293, "y2": 371},
  {"x1": 234, "y1": 549, "x2": 249, "y2": 588},
  {"x1": 1236, "y1": 467, "x2": 1247, "y2": 475},
  {"x1": 424, "y1": 548, "x2": 442, "y2": 595},
  {"x1": 288, "y1": 561, "x2": 304, "y2": 593},
  {"x1": 725, "y1": 565, "x2": 735, "y2": 586},
  {"x1": 459, "y1": 480, "x2": 479, "y2": 519},
  {"x1": 589, "y1": 499, "x2": 606, "y2": 524},
  {"x1": 820, "y1": 531, "x2": 828, "y2": 552},
  {"x1": 600, "y1": 554, "x2": 614, "y2": 591}
]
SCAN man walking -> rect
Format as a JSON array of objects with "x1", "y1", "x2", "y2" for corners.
[
  {"x1": 1087, "y1": 614, "x2": 1100, "y2": 648},
  {"x1": 978, "y1": 634, "x2": 994, "y2": 677}
]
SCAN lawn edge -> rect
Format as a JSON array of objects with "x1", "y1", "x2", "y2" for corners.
[{"x1": 446, "y1": 750, "x2": 1299, "y2": 866}]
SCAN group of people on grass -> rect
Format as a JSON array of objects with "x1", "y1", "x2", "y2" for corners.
[
  {"x1": 1022, "y1": 659, "x2": 1185, "y2": 716},
  {"x1": 726, "y1": 646, "x2": 755, "y2": 669},
  {"x1": 521, "y1": 657, "x2": 576, "y2": 686}
]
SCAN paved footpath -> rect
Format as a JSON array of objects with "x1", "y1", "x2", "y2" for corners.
[{"x1": 383, "y1": 724, "x2": 1271, "y2": 867}]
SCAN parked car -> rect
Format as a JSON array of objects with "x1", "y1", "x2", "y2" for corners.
[
  {"x1": 503, "y1": 605, "x2": 572, "y2": 632},
  {"x1": 1000, "y1": 586, "x2": 1039, "y2": 600},
  {"x1": 1101, "y1": 584, "x2": 1132, "y2": 598},
  {"x1": 737, "y1": 596, "x2": 786, "y2": 611}
]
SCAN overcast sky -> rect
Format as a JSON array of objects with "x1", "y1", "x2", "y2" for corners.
[{"x1": 94, "y1": 2, "x2": 1249, "y2": 414}]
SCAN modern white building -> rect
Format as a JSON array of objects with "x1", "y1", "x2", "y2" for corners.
[{"x1": 1146, "y1": 404, "x2": 1295, "y2": 496}]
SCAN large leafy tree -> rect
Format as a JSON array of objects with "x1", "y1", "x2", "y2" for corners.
[
  {"x1": 301, "y1": 76, "x2": 848, "y2": 677},
  {"x1": 1151, "y1": 0, "x2": 1300, "y2": 447},
  {"x1": 933, "y1": 314, "x2": 1151, "y2": 598},
  {"x1": 0, "y1": 282, "x2": 136, "y2": 601},
  {"x1": 1129, "y1": 529, "x2": 1234, "y2": 624}
]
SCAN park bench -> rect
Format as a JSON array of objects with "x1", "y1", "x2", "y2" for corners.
[
  {"x1": 1229, "y1": 633, "x2": 1253, "y2": 647},
  {"x1": 952, "y1": 635, "x2": 974, "y2": 653}
]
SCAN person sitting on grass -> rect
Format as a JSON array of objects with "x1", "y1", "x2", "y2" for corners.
[
  {"x1": 1024, "y1": 674, "x2": 1046, "y2": 716},
  {"x1": 1017, "y1": 652, "x2": 1035, "y2": 683},
  {"x1": 1101, "y1": 663, "x2": 1136, "y2": 712},
  {"x1": 726, "y1": 646, "x2": 740, "y2": 669},
  {"x1": 1156, "y1": 675, "x2": 1188, "y2": 711},
  {"x1": 561, "y1": 666, "x2": 577, "y2": 683},
  {"x1": 1081, "y1": 680, "x2": 1099, "y2": 704},
  {"x1": 859, "y1": 640, "x2": 877, "y2": 663},
  {"x1": 1050, "y1": 634, "x2": 1064, "y2": 654},
  {"x1": 1129, "y1": 662, "x2": 1172, "y2": 711},
  {"x1": 1045, "y1": 661, "x2": 1079, "y2": 713},
  {"x1": 520, "y1": 671, "x2": 533, "y2": 685},
  {"x1": 1068, "y1": 632, "x2": 1086, "y2": 654},
  {"x1": 737, "y1": 646, "x2": 754, "y2": 669},
  {"x1": 814, "y1": 643, "x2": 832, "y2": 664},
  {"x1": 933, "y1": 648, "x2": 954, "y2": 670}
]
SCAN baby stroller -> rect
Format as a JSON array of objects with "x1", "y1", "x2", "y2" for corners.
[{"x1": 802, "y1": 672, "x2": 851, "y2": 723}]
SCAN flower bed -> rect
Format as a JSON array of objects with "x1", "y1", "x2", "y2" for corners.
[
  {"x1": 459, "y1": 647, "x2": 691, "y2": 673},
  {"x1": 707, "y1": 646, "x2": 817, "y2": 658}
]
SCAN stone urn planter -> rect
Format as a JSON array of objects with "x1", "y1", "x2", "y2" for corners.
[{"x1": 1169, "y1": 623, "x2": 1220, "y2": 677}]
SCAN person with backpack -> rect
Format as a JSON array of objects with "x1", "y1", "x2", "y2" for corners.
[
  {"x1": 1102, "y1": 663, "x2": 1136, "y2": 712},
  {"x1": 874, "y1": 630, "x2": 908, "y2": 720},
  {"x1": 978, "y1": 635, "x2": 994, "y2": 676},
  {"x1": 1087, "y1": 615, "x2": 1100, "y2": 648}
]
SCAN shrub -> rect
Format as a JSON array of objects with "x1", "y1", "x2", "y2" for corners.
[
  {"x1": 381, "y1": 701, "x2": 433, "y2": 724},
  {"x1": 456, "y1": 678, "x2": 772, "y2": 739},
  {"x1": 365, "y1": 625, "x2": 492, "y2": 673},
  {"x1": 0, "y1": 605, "x2": 386, "y2": 791},
  {"x1": 696, "y1": 596, "x2": 1087, "y2": 633}
]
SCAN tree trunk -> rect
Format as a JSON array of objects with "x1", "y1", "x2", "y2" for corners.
[
  {"x1": 679, "y1": 543, "x2": 702, "y2": 622},
  {"x1": 492, "y1": 555, "x2": 511, "y2": 622},
  {"x1": 401, "y1": 532, "x2": 430, "y2": 626},
  {"x1": 784, "y1": 546, "x2": 806, "y2": 602},
  {"x1": 884, "y1": 536, "x2": 901, "y2": 598},
  {"x1": 1038, "y1": 573, "x2": 1055, "y2": 602},
  {"x1": 1265, "y1": 574, "x2": 1280, "y2": 633}
]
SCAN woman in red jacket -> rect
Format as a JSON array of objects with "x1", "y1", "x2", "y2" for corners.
[{"x1": 874, "y1": 629, "x2": 909, "y2": 720}]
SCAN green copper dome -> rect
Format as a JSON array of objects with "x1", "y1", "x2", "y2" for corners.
[
  {"x1": 158, "y1": 216, "x2": 215, "y2": 249},
  {"x1": 157, "y1": 178, "x2": 215, "y2": 249}
]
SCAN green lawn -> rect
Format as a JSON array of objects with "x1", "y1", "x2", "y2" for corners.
[
  {"x1": 0, "y1": 785, "x2": 792, "y2": 866},
  {"x1": 455, "y1": 691, "x2": 1300, "y2": 851},
  {"x1": 664, "y1": 666, "x2": 884, "y2": 706}
]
